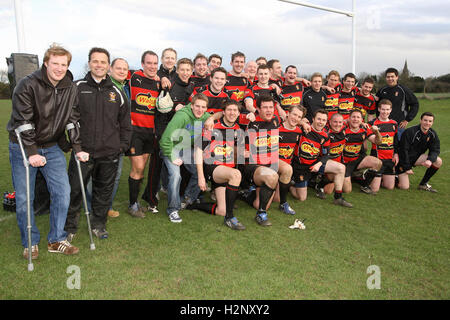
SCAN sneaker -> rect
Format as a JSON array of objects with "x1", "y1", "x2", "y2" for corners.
[
  {"x1": 23, "y1": 245, "x2": 39, "y2": 260},
  {"x1": 360, "y1": 186, "x2": 376, "y2": 195},
  {"x1": 418, "y1": 183, "x2": 437, "y2": 193},
  {"x1": 108, "y1": 209, "x2": 120, "y2": 218},
  {"x1": 255, "y1": 211, "x2": 272, "y2": 226},
  {"x1": 128, "y1": 202, "x2": 146, "y2": 218},
  {"x1": 67, "y1": 233, "x2": 76, "y2": 243},
  {"x1": 224, "y1": 217, "x2": 246, "y2": 230},
  {"x1": 279, "y1": 202, "x2": 296, "y2": 215},
  {"x1": 92, "y1": 228, "x2": 108, "y2": 239},
  {"x1": 333, "y1": 197, "x2": 353, "y2": 208},
  {"x1": 315, "y1": 187, "x2": 326, "y2": 199},
  {"x1": 48, "y1": 240, "x2": 79, "y2": 255},
  {"x1": 145, "y1": 205, "x2": 159, "y2": 214},
  {"x1": 168, "y1": 211, "x2": 182, "y2": 223},
  {"x1": 181, "y1": 197, "x2": 194, "y2": 210}
]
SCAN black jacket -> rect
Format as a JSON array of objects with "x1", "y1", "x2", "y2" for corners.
[
  {"x1": 376, "y1": 84, "x2": 419, "y2": 124},
  {"x1": 155, "y1": 74, "x2": 194, "y2": 137},
  {"x1": 398, "y1": 124, "x2": 440, "y2": 171},
  {"x1": 75, "y1": 72, "x2": 132, "y2": 158},
  {"x1": 7, "y1": 65, "x2": 81, "y2": 156}
]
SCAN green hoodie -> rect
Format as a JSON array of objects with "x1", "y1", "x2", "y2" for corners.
[{"x1": 160, "y1": 104, "x2": 210, "y2": 161}]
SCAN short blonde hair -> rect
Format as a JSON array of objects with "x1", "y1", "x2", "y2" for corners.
[{"x1": 43, "y1": 43, "x2": 72, "y2": 66}]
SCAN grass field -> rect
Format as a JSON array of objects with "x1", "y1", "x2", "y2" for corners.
[{"x1": 0, "y1": 98, "x2": 449, "y2": 300}]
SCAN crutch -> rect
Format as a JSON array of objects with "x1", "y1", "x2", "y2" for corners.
[
  {"x1": 74, "y1": 151, "x2": 95, "y2": 250},
  {"x1": 66, "y1": 123, "x2": 95, "y2": 250},
  {"x1": 15, "y1": 124, "x2": 36, "y2": 272}
]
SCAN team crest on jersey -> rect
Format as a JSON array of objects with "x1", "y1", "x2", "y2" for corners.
[
  {"x1": 296, "y1": 85, "x2": 300, "y2": 90},
  {"x1": 395, "y1": 91, "x2": 399, "y2": 96},
  {"x1": 109, "y1": 92, "x2": 116, "y2": 102}
]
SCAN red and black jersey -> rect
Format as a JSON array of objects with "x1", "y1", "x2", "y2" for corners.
[
  {"x1": 279, "y1": 123, "x2": 302, "y2": 164},
  {"x1": 338, "y1": 87, "x2": 358, "y2": 120},
  {"x1": 201, "y1": 118, "x2": 240, "y2": 167},
  {"x1": 296, "y1": 127, "x2": 330, "y2": 166},
  {"x1": 189, "y1": 75, "x2": 210, "y2": 91},
  {"x1": 225, "y1": 73, "x2": 251, "y2": 102},
  {"x1": 327, "y1": 127, "x2": 346, "y2": 163},
  {"x1": 343, "y1": 126, "x2": 373, "y2": 163},
  {"x1": 280, "y1": 81, "x2": 304, "y2": 111},
  {"x1": 354, "y1": 93, "x2": 376, "y2": 120},
  {"x1": 129, "y1": 70, "x2": 160, "y2": 132},
  {"x1": 190, "y1": 85, "x2": 230, "y2": 114},
  {"x1": 244, "y1": 84, "x2": 280, "y2": 108},
  {"x1": 246, "y1": 115, "x2": 280, "y2": 165},
  {"x1": 269, "y1": 77, "x2": 284, "y2": 88},
  {"x1": 324, "y1": 83, "x2": 342, "y2": 120},
  {"x1": 368, "y1": 118, "x2": 398, "y2": 160}
]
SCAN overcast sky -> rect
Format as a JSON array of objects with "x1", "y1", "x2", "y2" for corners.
[{"x1": 1, "y1": 0, "x2": 449, "y2": 79}]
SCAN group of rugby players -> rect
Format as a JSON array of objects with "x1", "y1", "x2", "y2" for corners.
[{"x1": 123, "y1": 48, "x2": 442, "y2": 231}]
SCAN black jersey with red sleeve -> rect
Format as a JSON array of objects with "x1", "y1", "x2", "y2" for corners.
[
  {"x1": 190, "y1": 85, "x2": 230, "y2": 114},
  {"x1": 343, "y1": 126, "x2": 374, "y2": 163},
  {"x1": 368, "y1": 118, "x2": 398, "y2": 160},
  {"x1": 327, "y1": 127, "x2": 346, "y2": 163},
  {"x1": 279, "y1": 123, "x2": 302, "y2": 164},
  {"x1": 324, "y1": 83, "x2": 341, "y2": 120},
  {"x1": 246, "y1": 115, "x2": 280, "y2": 165},
  {"x1": 302, "y1": 88, "x2": 327, "y2": 123},
  {"x1": 129, "y1": 70, "x2": 160, "y2": 133},
  {"x1": 354, "y1": 93, "x2": 376, "y2": 120},
  {"x1": 225, "y1": 73, "x2": 251, "y2": 102},
  {"x1": 296, "y1": 127, "x2": 330, "y2": 166},
  {"x1": 280, "y1": 81, "x2": 304, "y2": 111},
  {"x1": 190, "y1": 75, "x2": 210, "y2": 91},
  {"x1": 201, "y1": 118, "x2": 240, "y2": 167},
  {"x1": 338, "y1": 88, "x2": 358, "y2": 120}
]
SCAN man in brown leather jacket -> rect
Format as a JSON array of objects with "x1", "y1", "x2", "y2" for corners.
[{"x1": 7, "y1": 43, "x2": 88, "y2": 259}]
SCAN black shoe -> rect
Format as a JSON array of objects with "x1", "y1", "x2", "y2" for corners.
[{"x1": 333, "y1": 198, "x2": 353, "y2": 208}]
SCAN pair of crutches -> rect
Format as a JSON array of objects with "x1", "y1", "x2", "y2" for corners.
[{"x1": 15, "y1": 123, "x2": 95, "y2": 272}]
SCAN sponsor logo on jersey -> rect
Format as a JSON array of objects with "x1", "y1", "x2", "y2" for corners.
[
  {"x1": 301, "y1": 142, "x2": 320, "y2": 156},
  {"x1": 279, "y1": 146, "x2": 294, "y2": 158},
  {"x1": 254, "y1": 135, "x2": 279, "y2": 148},
  {"x1": 281, "y1": 96, "x2": 301, "y2": 105},
  {"x1": 136, "y1": 93, "x2": 157, "y2": 110},
  {"x1": 330, "y1": 144, "x2": 344, "y2": 155},
  {"x1": 344, "y1": 144, "x2": 362, "y2": 154},
  {"x1": 213, "y1": 145, "x2": 233, "y2": 157},
  {"x1": 381, "y1": 136, "x2": 394, "y2": 145}
]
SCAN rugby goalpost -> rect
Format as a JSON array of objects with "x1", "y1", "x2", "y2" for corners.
[{"x1": 278, "y1": 0, "x2": 356, "y2": 74}]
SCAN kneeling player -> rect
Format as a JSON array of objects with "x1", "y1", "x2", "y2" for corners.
[
  {"x1": 194, "y1": 100, "x2": 245, "y2": 230},
  {"x1": 343, "y1": 109, "x2": 382, "y2": 194},
  {"x1": 397, "y1": 112, "x2": 442, "y2": 192},
  {"x1": 241, "y1": 95, "x2": 280, "y2": 226},
  {"x1": 368, "y1": 99, "x2": 399, "y2": 192},
  {"x1": 290, "y1": 109, "x2": 352, "y2": 207},
  {"x1": 273, "y1": 105, "x2": 305, "y2": 214}
]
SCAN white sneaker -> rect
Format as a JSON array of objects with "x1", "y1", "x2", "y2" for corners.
[{"x1": 168, "y1": 211, "x2": 182, "y2": 223}]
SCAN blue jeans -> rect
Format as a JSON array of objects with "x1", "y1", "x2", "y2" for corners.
[
  {"x1": 9, "y1": 143, "x2": 70, "y2": 247},
  {"x1": 162, "y1": 148, "x2": 200, "y2": 215}
]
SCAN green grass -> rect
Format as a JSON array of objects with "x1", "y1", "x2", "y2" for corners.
[{"x1": 0, "y1": 98, "x2": 449, "y2": 300}]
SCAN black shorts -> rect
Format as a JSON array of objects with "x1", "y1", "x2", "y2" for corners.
[
  {"x1": 378, "y1": 159, "x2": 396, "y2": 176},
  {"x1": 204, "y1": 164, "x2": 237, "y2": 190},
  {"x1": 126, "y1": 130, "x2": 156, "y2": 156},
  {"x1": 292, "y1": 160, "x2": 315, "y2": 187},
  {"x1": 345, "y1": 154, "x2": 366, "y2": 177}
]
